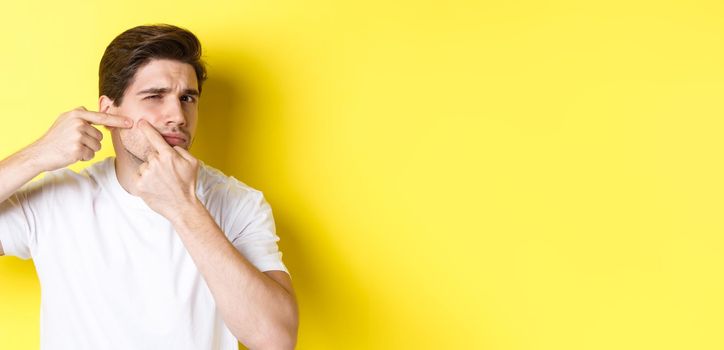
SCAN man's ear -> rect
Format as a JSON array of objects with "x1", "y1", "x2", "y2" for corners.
[
  {"x1": 98, "y1": 95, "x2": 114, "y2": 113},
  {"x1": 98, "y1": 95, "x2": 116, "y2": 131}
]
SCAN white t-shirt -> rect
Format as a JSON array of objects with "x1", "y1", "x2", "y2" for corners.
[{"x1": 0, "y1": 157, "x2": 289, "y2": 350}]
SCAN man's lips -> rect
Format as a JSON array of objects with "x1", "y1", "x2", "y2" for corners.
[{"x1": 162, "y1": 134, "x2": 187, "y2": 146}]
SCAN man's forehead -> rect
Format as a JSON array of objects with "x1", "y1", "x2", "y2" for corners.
[{"x1": 130, "y1": 59, "x2": 198, "y2": 92}]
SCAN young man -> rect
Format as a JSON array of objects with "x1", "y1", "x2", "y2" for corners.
[{"x1": 0, "y1": 24, "x2": 298, "y2": 350}]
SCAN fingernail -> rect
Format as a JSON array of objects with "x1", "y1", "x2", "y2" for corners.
[{"x1": 126, "y1": 119, "x2": 132, "y2": 127}]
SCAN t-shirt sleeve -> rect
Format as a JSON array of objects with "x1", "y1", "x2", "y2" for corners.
[
  {"x1": 0, "y1": 178, "x2": 46, "y2": 260},
  {"x1": 229, "y1": 191, "x2": 289, "y2": 275}
]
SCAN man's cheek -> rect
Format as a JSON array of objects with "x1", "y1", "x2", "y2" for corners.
[{"x1": 119, "y1": 128, "x2": 150, "y2": 159}]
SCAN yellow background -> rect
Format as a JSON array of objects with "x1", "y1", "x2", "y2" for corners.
[{"x1": 1, "y1": 0, "x2": 723, "y2": 349}]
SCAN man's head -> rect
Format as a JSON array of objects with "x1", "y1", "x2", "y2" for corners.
[{"x1": 98, "y1": 24, "x2": 207, "y2": 163}]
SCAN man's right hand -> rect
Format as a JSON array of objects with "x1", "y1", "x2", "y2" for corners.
[{"x1": 29, "y1": 106, "x2": 133, "y2": 172}]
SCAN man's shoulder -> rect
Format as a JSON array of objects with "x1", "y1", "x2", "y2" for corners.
[{"x1": 197, "y1": 162, "x2": 264, "y2": 202}]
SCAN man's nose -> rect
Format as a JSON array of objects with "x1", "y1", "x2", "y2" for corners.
[{"x1": 163, "y1": 98, "x2": 187, "y2": 127}]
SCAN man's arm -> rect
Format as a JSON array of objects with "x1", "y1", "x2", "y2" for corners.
[
  {"x1": 0, "y1": 143, "x2": 51, "y2": 210},
  {"x1": 132, "y1": 120, "x2": 298, "y2": 349},
  {"x1": 173, "y1": 203, "x2": 298, "y2": 349},
  {"x1": 0, "y1": 107, "x2": 131, "y2": 256},
  {"x1": 0, "y1": 107, "x2": 131, "y2": 205},
  {"x1": 0, "y1": 144, "x2": 47, "y2": 258}
]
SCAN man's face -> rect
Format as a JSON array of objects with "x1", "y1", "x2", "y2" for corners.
[{"x1": 106, "y1": 58, "x2": 199, "y2": 162}]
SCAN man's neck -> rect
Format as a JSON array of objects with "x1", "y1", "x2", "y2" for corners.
[{"x1": 114, "y1": 150, "x2": 143, "y2": 197}]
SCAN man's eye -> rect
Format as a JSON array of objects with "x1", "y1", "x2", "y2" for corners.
[
  {"x1": 181, "y1": 95, "x2": 196, "y2": 103},
  {"x1": 145, "y1": 95, "x2": 161, "y2": 100}
]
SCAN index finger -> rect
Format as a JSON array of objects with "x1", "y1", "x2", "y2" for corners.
[
  {"x1": 138, "y1": 119, "x2": 173, "y2": 153},
  {"x1": 77, "y1": 110, "x2": 133, "y2": 128}
]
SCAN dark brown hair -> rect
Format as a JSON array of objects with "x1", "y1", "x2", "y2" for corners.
[{"x1": 99, "y1": 24, "x2": 207, "y2": 106}]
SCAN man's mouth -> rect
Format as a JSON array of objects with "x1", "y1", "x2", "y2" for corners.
[{"x1": 162, "y1": 134, "x2": 187, "y2": 146}]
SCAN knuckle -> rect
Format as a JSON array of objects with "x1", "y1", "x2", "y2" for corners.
[{"x1": 59, "y1": 112, "x2": 72, "y2": 122}]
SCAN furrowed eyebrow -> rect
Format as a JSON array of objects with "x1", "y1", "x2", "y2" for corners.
[
  {"x1": 137, "y1": 87, "x2": 170, "y2": 95},
  {"x1": 137, "y1": 88, "x2": 199, "y2": 96}
]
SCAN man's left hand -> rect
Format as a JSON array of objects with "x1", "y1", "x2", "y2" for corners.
[{"x1": 134, "y1": 119, "x2": 200, "y2": 220}]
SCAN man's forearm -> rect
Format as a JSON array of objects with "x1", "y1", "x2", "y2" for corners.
[
  {"x1": 0, "y1": 108, "x2": 132, "y2": 206},
  {"x1": 0, "y1": 144, "x2": 46, "y2": 204},
  {"x1": 169, "y1": 199, "x2": 298, "y2": 349}
]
